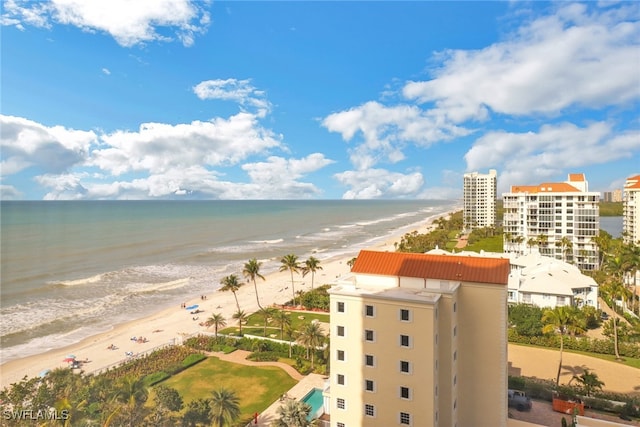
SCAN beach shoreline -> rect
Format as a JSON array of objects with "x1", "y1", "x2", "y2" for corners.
[{"x1": 0, "y1": 209, "x2": 453, "y2": 389}]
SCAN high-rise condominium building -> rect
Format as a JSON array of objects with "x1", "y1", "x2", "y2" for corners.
[
  {"x1": 463, "y1": 169, "x2": 497, "y2": 232},
  {"x1": 327, "y1": 250, "x2": 510, "y2": 427},
  {"x1": 623, "y1": 175, "x2": 640, "y2": 244},
  {"x1": 502, "y1": 173, "x2": 599, "y2": 271}
]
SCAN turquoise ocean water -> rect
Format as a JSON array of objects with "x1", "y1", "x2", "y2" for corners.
[{"x1": 0, "y1": 200, "x2": 457, "y2": 362}]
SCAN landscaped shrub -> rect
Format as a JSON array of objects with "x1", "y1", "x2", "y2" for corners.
[
  {"x1": 143, "y1": 371, "x2": 170, "y2": 386},
  {"x1": 508, "y1": 376, "x2": 526, "y2": 390},
  {"x1": 247, "y1": 351, "x2": 280, "y2": 362},
  {"x1": 182, "y1": 353, "x2": 206, "y2": 368},
  {"x1": 508, "y1": 329, "x2": 640, "y2": 358}
]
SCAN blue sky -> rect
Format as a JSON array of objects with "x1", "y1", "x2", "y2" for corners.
[{"x1": 1, "y1": 1, "x2": 639, "y2": 200}]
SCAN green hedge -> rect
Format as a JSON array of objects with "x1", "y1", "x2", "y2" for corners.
[{"x1": 508, "y1": 329, "x2": 640, "y2": 358}]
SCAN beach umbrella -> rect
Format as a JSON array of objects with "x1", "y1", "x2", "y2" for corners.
[
  {"x1": 186, "y1": 304, "x2": 199, "y2": 310},
  {"x1": 66, "y1": 354, "x2": 76, "y2": 359},
  {"x1": 63, "y1": 357, "x2": 75, "y2": 363},
  {"x1": 39, "y1": 369, "x2": 50, "y2": 377}
]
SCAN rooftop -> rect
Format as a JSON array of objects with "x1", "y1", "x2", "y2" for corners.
[{"x1": 351, "y1": 250, "x2": 510, "y2": 285}]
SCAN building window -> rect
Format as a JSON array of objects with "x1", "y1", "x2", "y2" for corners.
[
  {"x1": 337, "y1": 423, "x2": 345, "y2": 427},
  {"x1": 365, "y1": 379, "x2": 375, "y2": 392},
  {"x1": 453, "y1": 350, "x2": 457, "y2": 361},
  {"x1": 365, "y1": 329, "x2": 375, "y2": 342},
  {"x1": 453, "y1": 326, "x2": 457, "y2": 337},
  {"x1": 337, "y1": 301, "x2": 345, "y2": 313},
  {"x1": 400, "y1": 334, "x2": 411, "y2": 347},
  {"x1": 337, "y1": 325, "x2": 345, "y2": 337},
  {"x1": 337, "y1": 398, "x2": 345, "y2": 410},
  {"x1": 365, "y1": 304, "x2": 374, "y2": 317},
  {"x1": 400, "y1": 308, "x2": 410, "y2": 321},
  {"x1": 400, "y1": 412, "x2": 411, "y2": 425},
  {"x1": 365, "y1": 354, "x2": 374, "y2": 367},
  {"x1": 400, "y1": 386, "x2": 410, "y2": 399},
  {"x1": 365, "y1": 404, "x2": 375, "y2": 417},
  {"x1": 400, "y1": 360, "x2": 410, "y2": 373},
  {"x1": 337, "y1": 350, "x2": 345, "y2": 361},
  {"x1": 337, "y1": 374, "x2": 345, "y2": 385}
]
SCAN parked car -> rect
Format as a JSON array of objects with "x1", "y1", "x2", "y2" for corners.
[
  {"x1": 508, "y1": 389, "x2": 532, "y2": 411},
  {"x1": 601, "y1": 311, "x2": 609, "y2": 321}
]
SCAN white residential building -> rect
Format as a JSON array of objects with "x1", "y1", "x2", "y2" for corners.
[
  {"x1": 463, "y1": 169, "x2": 497, "y2": 232},
  {"x1": 507, "y1": 253, "x2": 599, "y2": 309},
  {"x1": 623, "y1": 174, "x2": 640, "y2": 245},
  {"x1": 502, "y1": 173, "x2": 600, "y2": 271}
]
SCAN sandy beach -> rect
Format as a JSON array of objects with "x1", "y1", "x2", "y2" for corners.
[{"x1": 0, "y1": 212, "x2": 443, "y2": 389}]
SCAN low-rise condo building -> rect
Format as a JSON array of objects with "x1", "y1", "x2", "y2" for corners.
[
  {"x1": 327, "y1": 250, "x2": 510, "y2": 427},
  {"x1": 463, "y1": 169, "x2": 497, "y2": 232},
  {"x1": 623, "y1": 175, "x2": 640, "y2": 244},
  {"x1": 507, "y1": 253, "x2": 599, "y2": 309},
  {"x1": 502, "y1": 173, "x2": 599, "y2": 271}
]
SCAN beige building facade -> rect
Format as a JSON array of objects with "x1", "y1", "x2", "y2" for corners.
[{"x1": 327, "y1": 250, "x2": 510, "y2": 427}]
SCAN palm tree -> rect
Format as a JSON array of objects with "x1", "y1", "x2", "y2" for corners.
[
  {"x1": 347, "y1": 257, "x2": 357, "y2": 270},
  {"x1": 210, "y1": 388, "x2": 240, "y2": 427},
  {"x1": 514, "y1": 235, "x2": 525, "y2": 255},
  {"x1": 537, "y1": 233, "x2": 549, "y2": 255},
  {"x1": 527, "y1": 237, "x2": 537, "y2": 254},
  {"x1": 220, "y1": 275, "x2": 243, "y2": 312},
  {"x1": 556, "y1": 236, "x2": 573, "y2": 263},
  {"x1": 621, "y1": 242, "x2": 640, "y2": 315},
  {"x1": 274, "y1": 399, "x2": 314, "y2": 427},
  {"x1": 259, "y1": 306, "x2": 276, "y2": 337},
  {"x1": 600, "y1": 279, "x2": 628, "y2": 360},
  {"x1": 297, "y1": 321, "x2": 325, "y2": 369},
  {"x1": 272, "y1": 310, "x2": 292, "y2": 340},
  {"x1": 571, "y1": 368, "x2": 604, "y2": 397},
  {"x1": 280, "y1": 254, "x2": 301, "y2": 306},
  {"x1": 302, "y1": 257, "x2": 323, "y2": 290},
  {"x1": 232, "y1": 309, "x2": 248, "y2": 336},
  {"x1": 243, "y1": 258, "x2": 266, "y2": 310},
  {"x1": 115, "y1": 376, "x2": 149, "y2": 427},
  {"x1": 206, "y1": 313, "x2": 227, "y2": 339},
  {"x1": 542, "y1": 306, "x2": 586, "y2": 385}
]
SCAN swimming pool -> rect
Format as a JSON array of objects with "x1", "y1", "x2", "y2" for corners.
[{"x1": 300, "y1": 388, "x2": 324, "y2": 420}]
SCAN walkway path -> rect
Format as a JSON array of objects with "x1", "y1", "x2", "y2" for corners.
[{"x1": 206, "y1": 349, "x2": 304, "y2": 380}]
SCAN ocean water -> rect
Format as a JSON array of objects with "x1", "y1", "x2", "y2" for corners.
[{"x1": 0, "y1": 199, "x2": 457, "y2": 363}]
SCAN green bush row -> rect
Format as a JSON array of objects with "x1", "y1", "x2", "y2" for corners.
[
  {"x1": 247, "y1": 351, "x2": 280, "y2": 362},
  {"x1": 508, "y1": 329, "x2": 640, "y2": 358}
]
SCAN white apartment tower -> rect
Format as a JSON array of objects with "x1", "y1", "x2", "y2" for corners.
[
  {"x1": 623, "y1": 174, "x2": 640, "y2": 244},
  {"x1": 463, "y1": 169, "x2": 497, "y2": 231},
  {"x1": 502, "y1": 173, "x2": 599, "y2": 271}
]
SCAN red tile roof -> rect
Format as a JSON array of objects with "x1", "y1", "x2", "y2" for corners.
[
  {"x1": 568, "y1": 173, "x2": 585, "y2": 182},
  {"x1": 625, "y1": 175, "x2": 640, "y2": 190},
  {"x1": 510, "y1": 182, "x2": 580, "y2": 193},
  {"x1": 351, "y1": 250, "x2": 510, "y2": 285}
]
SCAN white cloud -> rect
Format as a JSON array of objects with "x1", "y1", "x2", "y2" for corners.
[
  {"x1": 101, "y1": 67, "x2": 111, "y2": 75},
  {"x1": 403, "y1": 3, "x2": 640, "y2": 119},
  {"x1": 1, "y1": 0, "x2": 211, "y2": 47},
  {"x1": 90, "y1": 112, "x2": 283, "y2": 175},
  {"x1": 0, "y1": 115, "x2": 95, "y2": 175},
  {"x1": 0, "y1": 184, "x2": 24, "y2": 200},
  {"x1": 322, "y1": 101, "x2": 470, "y2": 170},
  {"x1": 465, "y1": 122, "x2": 640, "y2": 194},
  {"x1": 193, "y1": 79, "x2": 271, "y2": 116},
  {"x1": 334, "y1": 168, "x2": 424, "y2": 199}
]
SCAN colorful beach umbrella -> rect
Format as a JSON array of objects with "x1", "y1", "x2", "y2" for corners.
[
  {"x1": 63, "y1": 357, "x2": 75, "y2": 363},
  {"x1": 66, "y1": 354, "x2": 76, "y2": 359},
  {"x1": 39, "y1": 369, "x2": 50, "y2": 377},
  {"x1": 186, "y1": 305, "x2": 199, "y2": 310}
]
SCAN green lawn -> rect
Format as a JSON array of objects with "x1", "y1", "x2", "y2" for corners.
[
  {"x1": 221, "y1": 309, "x2": 329, "y2": 337},
  {"x1": 158, "y1": 355, "x2": 297, "y2": 424}
]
